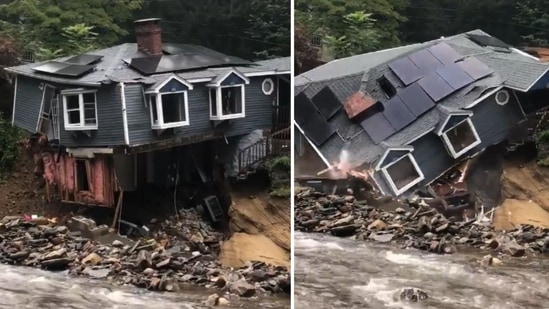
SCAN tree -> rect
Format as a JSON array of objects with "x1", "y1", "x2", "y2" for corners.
[
  {"x1": 516, "y1": 0, "x2": 549, "y2": 44},
  {"x1": 323, "y1": 11, "x2": 380, "y2": 58},
  {"x1": 246, "y1": 0, "x2": 291, "y2": 59},
  {"x1": 294, "y1": 24, "x2": 324, "y2": 74},
  {"x1": 0, "y1": 0, "x2": 143, "y2": 51},
  {"x1": 296, "y1": 0, "x2": 409, "y2": 52}
]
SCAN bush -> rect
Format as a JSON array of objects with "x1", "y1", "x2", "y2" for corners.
[
  {"x1": 269, "y1": 155, "x2": 291, "y2": 173},
  {"x1": 0, "y1": 114, "x2": 22, "y2": 177}
]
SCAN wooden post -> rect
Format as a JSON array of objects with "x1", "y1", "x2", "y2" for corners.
[{"x1": 111, "y1": 190, "x2": 124, "y2": 230}]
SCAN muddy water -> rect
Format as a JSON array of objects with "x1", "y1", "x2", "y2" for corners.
[
  {"x1": 295, "y1": 232, "x2": 549, "y2": 309},
  {"x1": 0, "y1": 265, "x2": 290, "y2": 309}
]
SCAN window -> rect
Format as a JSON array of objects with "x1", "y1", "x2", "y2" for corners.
[
  {"x1": 381, "y1": 153, "x2": 424, "y2": 196},
  {"x1": 262, "y1": 78, "x2": 274, "y2": 95},
  {"x1": 209, "y1": 85, "x2": 245, "y2": 120},
  {"x1": 208, "y1": 70, "x2": 248, "y2": 120},
  {"x1": 148, "y1": 91, "x2": 189, "y2": 129},
  {"x1": 62, "y1": 90, "x2": 98, "y2": 130},
  {"x1": 378, "y1": 76, "x2": 396, "y2": 98},
  {"x1": 441, "y1": 118, "x2": 481, "y2": 158}
]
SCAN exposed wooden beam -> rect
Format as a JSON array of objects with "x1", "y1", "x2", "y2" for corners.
[{"x1": 128, "y1": 132, "x2": 225, "y2": 154}]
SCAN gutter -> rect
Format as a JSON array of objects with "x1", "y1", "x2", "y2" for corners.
[
  {"x1": 11, "y1": 76, "x2": 17, "y2": 125},
  {"x1": 119, "y1": 82, "x2": 130, "y2": 146}
]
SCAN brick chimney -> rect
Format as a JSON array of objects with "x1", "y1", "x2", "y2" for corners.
[{"x1": 135, "y1": 18, "x2": 163, "y2": 55}]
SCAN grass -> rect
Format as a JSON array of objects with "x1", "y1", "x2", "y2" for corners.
[{"x1": 270, "y1": 186, "x2": 291, "y2": 199}]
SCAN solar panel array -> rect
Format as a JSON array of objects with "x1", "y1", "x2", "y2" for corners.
[
  {"x1": 32, "y1": 53, "x2": 103, "y2": 78},
  {"x1": 361, "y1": 42, "x2": 494, "y2": 144},
  {"x1": 295, "y1": 92, "x2": 337, "y2": 146},
  {"x1": 311, "y1": 86, "x2": 342, "y2": 120}
]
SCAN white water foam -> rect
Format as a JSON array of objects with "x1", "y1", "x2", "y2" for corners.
[{"x1": 296, "y1": 237, "x2": 344, "y2": 251}]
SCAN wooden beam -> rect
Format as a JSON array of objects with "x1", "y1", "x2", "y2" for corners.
[
  {"x1": 111, "y1": 190, "x2": 124, "y2": 230},
  {"x1": 128, "y1": 132, "x2": 225, "y2": 154}
]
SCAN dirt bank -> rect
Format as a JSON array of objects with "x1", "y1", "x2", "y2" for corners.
[
  {"x1": 0, "y1": 145, "x2": 66, "y2": 219},
  {"x1": 493, "y1": 199, "x2": 549, "y2": 230},
  {"x1": 501, "y1": 160, "x2": 549, "y2": 213},
  {"x1": 219, "y1": 190, "x2": 290, "y2": 269}
]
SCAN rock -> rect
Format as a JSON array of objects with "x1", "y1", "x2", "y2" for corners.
[
  {"x1": 155, "y1": 258, "x2": 171, "y2": 269},
  {"x1": 369, "y1": 233, "x2": 394, "y2": 243},
  {"x1": 43, "y1": 248, "x2": 66, "y2": 260},
  {"x1": 9, "y1": 251, "x2": 30, "y2": 260},
  {"x1": 83, "y1": 267, "x2": 110, "y2": 278},
  {"x1": 329, "y1": 224, "x2": 359, "y2": 237},
  {"x1": 331, "y1": 215, "x2": 354, "y2": 227},
  {"x1": 112, "y1": 240, "x2": 124, "y2": 247},
  {"x1": 214, "y1": 276, "x2": 227, "y2": 288},
  {"x1": 204, "y1": 294, "x2": 229, "y2": 306},
  {"x1": 501, "y1": 241, "x2": 526, "y2": 257},
  {"x1": 41, "y1": 257, "x2": 73, "y2": 269},
  {"x1": 481, "y1": 255, "x2": 503, "y2": 266},
  {"x1": 82, "y1": 253, "x2": 102, "y2": 266},
  {"x1": 368, "y1": 219, "x2": 386, "y2": 230},
  {"x1": 135, "y1": 249, "x2": 152, "y2": 269},
  {"x1": 395, "y1": 207, "x2": 406, "y2": 214},
  {"x1": 400, "y1": 288, "x2": 428, "y2": 302},
  {"x1": 228, "y1": 279, "x2": 256, "y2": 297}
]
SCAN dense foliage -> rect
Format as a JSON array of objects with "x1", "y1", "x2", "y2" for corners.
[{"x1": 0, "y1": 113, "x2": 21, "y2": 177}]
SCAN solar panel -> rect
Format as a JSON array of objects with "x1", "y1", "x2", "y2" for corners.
[
  {"x1": 301, "y1": 111, "x2": 336, "y2": 146},
  {"x1": 436, "y1": 62, "x2": 474, "y2": 90},
  {"x1": 311, "y1": 86, "x2": 342, "y2": 120},
  {"x1": 467, "y1": 34, "x2": 509, "y2": 49},
  {"x1": 428, "y1": 43, "x2": 461, "y2": 64},
  {"x1": 397, "y1": 82, "x2": 435, "y2": 117},
  {"x1": 295, "y1": 93, "x2": 319, "y2": 126},
  {"x1": 388, "y1": 57, "x2": 423, "y2": 85},
  {"x1": 457, "y1": 57, "x2": 493, "y2": 80},
  {"x1": 64, "y1": 54, "x2": 103, "y2": 65},
  {"x1": 360, "y1": 112, "x2": 396, "y2": 144},
  {"x1": 32, "y1": 61, "x2": 95, "y2": 77},
  {"x1": 408, "y1": 49, "x2": 444, "y2": 74},
  {"x1": 418, "y1": 73, "x2": 454, "y2": 102},
  {"x1": 382, "y1": 96, "x2": 416, "y2": 131},
  {"x1": 129, "y1": 53, "x2": 254, "y2": 75}
]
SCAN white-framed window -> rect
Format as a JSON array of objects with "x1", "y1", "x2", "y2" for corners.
[
  {"x1": 495, "y1": 89, "x2": 510, "y2": 105},
  {"x1": 209, "y1": 84, "x2": 246, "y2": 120},
  {"x1": 262, "y1": 78, "x2": 274, "y2": 95},
  {"x1": 441, "y1": 118, "x2": 481, "y2": 158},
  {"x1": 208, "y1": 70, "x2": 249, "y2": 120},
  {"x1": 381, "y1": 153, "x2": 425, "y2": 196},
  {"x1": 62, "y1": 89, "x2": 98, "y2": 131},
  {"x1": 148, "y1": 91, "x2": 190, "y2": 129}
]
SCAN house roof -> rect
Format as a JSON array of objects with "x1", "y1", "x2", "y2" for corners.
[
  {"x1": 5, "y1": 43, "x2": 290, "y2": 86},
  {"x1": 295, "y1": 29, "x2": 549, "y2": 169}
]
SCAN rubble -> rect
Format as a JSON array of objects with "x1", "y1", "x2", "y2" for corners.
[
  {"x1": 0, "y1": 215, "x2": 290, "y2": 297},
  {"x1": 295, "y1": 188, "x2": 549, "y2": 257}
]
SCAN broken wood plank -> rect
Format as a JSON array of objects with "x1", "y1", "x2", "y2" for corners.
[{"x1": 111, "y1": 190, "x2": 124, "y2": 230}]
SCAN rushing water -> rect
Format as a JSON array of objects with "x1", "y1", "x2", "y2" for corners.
[
  {"x1": 0, "y1": 264, "x2": 290, "y2": 309},
  {"x1": 295, "y1": 232, "x2": 549, "y2": 309}
]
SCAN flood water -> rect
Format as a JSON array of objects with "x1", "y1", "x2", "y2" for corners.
[
  {"x1": 0, "y1": 264, "x2": 290, "y2": 309},
  {"x1": 295, "y1": 232, "x2": 549, "y2": 309}
]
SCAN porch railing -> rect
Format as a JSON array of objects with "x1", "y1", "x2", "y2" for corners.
[
  {"x1": 272, "y1": 105, "x2": 291, "y2": 131},
  {"x1": 237, "y1": 127, "x2": 291, "y2": 175}
]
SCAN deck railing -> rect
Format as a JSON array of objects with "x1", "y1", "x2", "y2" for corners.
[{"x1": 238, "y1": 127, "x2": 291, "y2": 174}]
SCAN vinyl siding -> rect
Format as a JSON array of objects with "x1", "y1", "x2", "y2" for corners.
[{"x1": 13, "y1": 76, "x2": 43, "y2": 132}]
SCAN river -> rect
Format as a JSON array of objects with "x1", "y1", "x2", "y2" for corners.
[
  {"x1": 295, "y1": 232, "x2": 549, "y2": 309},
  {"x1": 0, "y1": 264, "x2": 290, "y2": 309}
]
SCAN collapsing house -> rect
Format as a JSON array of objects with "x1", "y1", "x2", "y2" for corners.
[
  {"x1": 294, "y1": 30, "x2": 549, "y2": 200},
  {"x1": 5, "y1": 18, "x2": 291, "y2": 211}
]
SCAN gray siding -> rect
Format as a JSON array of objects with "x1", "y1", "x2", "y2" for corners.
[
  {"x1": 59, "y1": 84, "x2": 125, "y2": 147},
  {"x1": 126, "y1": 76, "x2": 277, "y2": 146},
  {"x1": 373, "y1": 91, "x2": 525, "y2": 197},
  {"x1": 13, "y1": 76, "x2": 43, "y2": 132}
]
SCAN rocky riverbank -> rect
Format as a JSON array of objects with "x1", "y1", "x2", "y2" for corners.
[
  {"x1": 0, "y1": 215, "x2": 290, "y2": 299},
  {"x1": 295, "y1": 188, "x2": 549, "y2": 257}
]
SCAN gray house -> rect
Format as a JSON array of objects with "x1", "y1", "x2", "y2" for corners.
[
  {"x1": 5, "y1": 18, "x2": 290, "y2": 207},
  {"x1": 295, "y1": 30, "x2": 549, "y2": 198}
]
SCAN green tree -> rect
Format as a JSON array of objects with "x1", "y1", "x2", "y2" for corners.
[
  {"x1": 323, "y1": 11, "x2": 380, "y2": 58},
  {"x1": 246, "y1": 0, "x2": 290, "y2": 58},
  {"x1": 0, "y1": 0, "x2": 142, "y2": 51},
  {"x1": 516, "y1": 0, "x2": 549, "y2": 43}
]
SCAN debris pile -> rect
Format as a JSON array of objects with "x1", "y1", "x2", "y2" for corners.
[
  {"x1": 295, "y1": 188, "x2": 549, "y2": 257},
  {"x1": 0, "y1": 215, "x2": 290, "y2": 296}
]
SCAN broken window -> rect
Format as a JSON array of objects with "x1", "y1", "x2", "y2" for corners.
[
  {"x1": 442, "y1": 119, "x2": 481, "y2": 158},
  {"x1": 62, "y1": 90, "x2": 98, "y2": 130},
  {"x1": 382, "y1": 153, "x2": 424, "y2": 195},
  {"x1": 37, "y1": 85, "x2": 56, "y2": 134},
  {"x1": 378, "y1": 76, "x2": 396, "y2": 98},
  {"x1": 148, "y1": 91, "x2": 189, "y2": 129},
  {"x1": 208, "y1": 71, "x2": 247, "y2": 120}
]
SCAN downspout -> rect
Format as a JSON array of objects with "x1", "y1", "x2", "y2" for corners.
[
  {"x1": 120, "y1": 82, "x2": 130, "y2": 146},
  {"x1": 11, "y1": 76, "x2": 18, "y2": 125}
]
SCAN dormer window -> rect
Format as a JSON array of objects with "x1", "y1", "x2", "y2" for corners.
[
  {"x1": 436, "y1": 113, "x2": 481, "y2": 158},
  {"x1": 207, "y1": 70, "x2": 249, "y2": 120},
  {"x1": 378, "y1": 76, "x2": 396, "y2": 98},
  {"x1": 146, "y1": 75, "x2": 193, "y2": 130}
]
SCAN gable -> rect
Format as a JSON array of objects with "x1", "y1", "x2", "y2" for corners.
[
  {"x1": 379, "y1": 149, "x2": 411, "y2": 168},
  {"x1": 159, "y1": 78, "x2": 189, "y2": 92},
  {"x1": 442, "y1": 114, "x2": 469, "y2": 133},
  {"x1": 221, "y1": 72, "x2": 247, "y2": 86}
]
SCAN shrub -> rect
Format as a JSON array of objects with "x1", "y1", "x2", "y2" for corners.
[{"x1": 0, "y1": 113, "x2": 22, "y2": 177}]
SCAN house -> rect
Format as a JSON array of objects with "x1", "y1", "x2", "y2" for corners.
[
  {"x1": 294, "y1": 30, "x2": 549, "y2": 199},
  {"x1": 5, "y1": 18, "x2": 291, "y2": 208}
]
